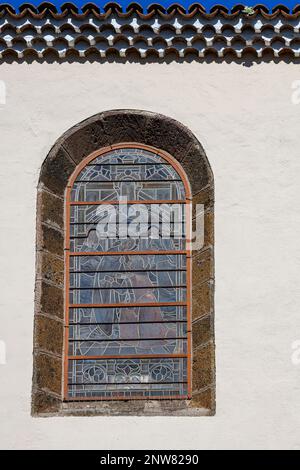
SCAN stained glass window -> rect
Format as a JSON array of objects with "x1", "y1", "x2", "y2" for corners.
[{"x1": 64, "y1": 145, "x2": 192, "y2": 400}]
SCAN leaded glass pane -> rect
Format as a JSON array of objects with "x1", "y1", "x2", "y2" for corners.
[
  {"x1": 70, "y1": 204, "x2": 186, "y2": 224},
  {"x1": 71, "y1": 181, "x2": 186, "y2": 202},
  {"x1": 70, "y1": 237, "x2": 186, "y2": 252},
  {"x1": 91, "y1": 149, "x2": 165, "y2": 164},
  {"x1": 66, "y1": 147, "x2": 190, "y2": 400},
  {"x1": 70, "y1": 148, "x2": 186, "y2": 201},
  {"x1": 68, "y1": 384, "x2": 188, "y2": 399},
  {"x1": 69, "y1": 287, "x2": 186, "y2": 304},
  {"x1": 68, "y1": 339, "x2": 187, "y2": 356},
  {"x1": 69, "y1": 306, "x2": 187, "y2": 324},
  {"x1": 69, "y1": 223, "x2": 186, "y2": 238},
  {"x1": 68, "y1": 358, "x2": 187, "y2": 399},
  {"x1": 69, "y1": 358, "x2": 187, "y2": 383},
  {"x1": 69, "y1": 322, "x2": 187, "y2": 340},
  {"x1": 70, "y1": 271, "x2": 186, "y2": 289},
  {"x1": 70, "y1": 254, "x2": 186, "y2": 271},
  {"x1": 76, "y1": 164, "x2": 181, "y2": 182}
]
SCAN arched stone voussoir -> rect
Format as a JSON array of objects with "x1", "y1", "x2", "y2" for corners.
[
  {"x1": 143, "y1": 111, "x2": 205, "y2": 165},
  {"x1": 181, "y1": 142, "x2": 213, "y2": 195},
  {"x1": 57, "y1": 109, "x2": 151, "y2": 165},
  {"x1": 41, "y1": 110, "x2": 212, "y2": 191},
  {"x1": 39, "y1": 141, "x2": 76, "y2": 196}
]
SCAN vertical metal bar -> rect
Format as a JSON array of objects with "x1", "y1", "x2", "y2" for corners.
[
  {"x1": 63, "y1": 185, "x2": 71, "y2": 400},
  {"x1": 185, "y1": 200, "x2": 193, "y2": 398}
]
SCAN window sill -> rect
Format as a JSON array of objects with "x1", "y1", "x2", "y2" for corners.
[{"x1": 35, "y1": 399, "x2": 213, "y2": 417}]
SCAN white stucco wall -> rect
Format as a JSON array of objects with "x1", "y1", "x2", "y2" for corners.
[{"x1": 0, "y1": 62, "x2": 300, "y2": 449}]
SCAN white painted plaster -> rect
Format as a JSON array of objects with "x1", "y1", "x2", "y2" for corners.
[{"x1": 0, "y1": 62, "x2": 300, "y2": 449}]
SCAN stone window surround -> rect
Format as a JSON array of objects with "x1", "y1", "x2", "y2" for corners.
[{"x1": 32, "y1": 109, "x2": 215, "y2": 416}]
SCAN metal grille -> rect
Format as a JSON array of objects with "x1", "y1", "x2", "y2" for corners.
[{"x1": 64, "y1": 144, "x2": 192, "y2": 401}]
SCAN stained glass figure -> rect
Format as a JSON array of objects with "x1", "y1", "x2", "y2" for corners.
[{"x1": 65, "y1": 146, "x2": 191, "y2": 400}]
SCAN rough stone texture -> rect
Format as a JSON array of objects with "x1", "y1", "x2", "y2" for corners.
[
  {"x1": 203, "y1": 210, "x2": 214, "y2": 247},
  {"x1": 37, "y1": 224, "x2": 64, "y2": 258},
  {"x1": 34, "y1": 315, "x2": 63, "y2": 356},
  {"x1": 32, "y1": 390, "x2": 61, "y2": 416},
  {"x1": 192, "y1": 342, "x2": 215, "y2": 392},
  {"x1": 191, "y1": 387, "x2": 216, "y2": 414},
  {"x1": 192, "y1": 208, "x2": 214, "y2": 256},
  {"x1": 103, "y1": 110, "x2": 150, "y2": 147},
  {"x1": 192, "y1": 186, "x2": 214, "y2": 217},
  {"x1": 33, "y1": 109, "x2": 215, "y2": 416},
  {"x1": 34, "y1": 353, "x2": 62, "y2": 395},
  {"x1": 192, "y1": 314, "x2": 213, "y2": 349},
  {"x1": 38, "y1": 251, "x2": 64, "y2": 287},
  {"x1": 192, "y1": 248, "x2": 213, "y2": 286},
  {"x1": 144, "y1": 113, "x2": 196, "y2": 163},
  {"x1": 36, "y1": 280, "x2": 64, "y2": 319},
  {"x1": 60, "y1": 399, "x2": 210, "y2": 417},
  {"x1": 61, "y1": 117, "x2": 110, "y2": 164},
  {"x1": 39, "y1": 142, "x2": 75, "y2": 196},
  {"x1": 37, "y1": 189, "x2": 64, "y2": 230},
  {"x1": 192, "y1": 280, "x2": 213, "y2": 321},
  {"x1": 60, "y1": 109, "x2": 203, "y2": 166},
  {"x1": 182, "y1": 143, "x2": 213, "y2": 194}
]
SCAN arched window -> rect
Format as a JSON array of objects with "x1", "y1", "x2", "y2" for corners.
[
  {"x1": 64, "y1": 144, "x2": 192, "y2": 400},
  {"x1": 32, "y1": 110, "x2": 215, "y2": 416}
]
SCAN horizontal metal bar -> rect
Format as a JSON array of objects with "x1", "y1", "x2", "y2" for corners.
[
  {"x1": 68, "y1": 336, "x2": 186, "y2": 342},
  {"x1": 69, "y1": 301, "x2": 187, "y2": 308},
  {"x1": 70, "y1": 199, "x2": 186, "y2": 206},
  {"x1": 68, "y1": 353, "x2": 188, "y2": 360},
  {"x1": 85, "y1": 163, "x2": 174, "y2": 167},
  {"x1": 68, "y1": 320, "x2": 187, "y2": 326},
  {"x1": 68, "y1": 381, "x2": 188, "y2": 386},
  {"x1": 69, "y1": 285, "x2": 186, "y2": 290},
  {"x1": 69, "y1": 222, "x2": 185, "y2": 226},
  {"x1": 74, "y1": 179, "x2": 183, "y2": 183},
  {"x1": 69, "y1": 268, "x2": 186, "y2": 274},
  {"x1": 69, "y1": 250, "x2": 187, "y2": 256}
]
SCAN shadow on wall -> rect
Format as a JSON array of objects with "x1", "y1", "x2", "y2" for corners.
[{"x1": 0, "y1": 50, "x2": 298, "y2": 67}]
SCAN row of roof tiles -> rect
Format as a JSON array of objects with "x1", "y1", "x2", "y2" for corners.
[
  {"x1": 1, "y1": 3, "x2": 300, "y2": 18},
  {"x1": 0, "y1": 47, "x2": 297, "y2": 60},
  {"x1": 2, "y1": 19, "x2": 300, "y2": 33},
  {"x1": 1, "y1": 3, "x2": 300, "y2": 60},
  {"x1": 1, "y1": 33, "x2": 298, "y2": 46}
]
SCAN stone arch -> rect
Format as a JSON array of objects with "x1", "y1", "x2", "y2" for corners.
[{"x1": 32, "y1": 109, "x2": 215, "y2": 416}]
